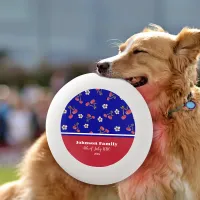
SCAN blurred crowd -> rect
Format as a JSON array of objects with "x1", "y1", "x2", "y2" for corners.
[
  {"x1": 0, "y1": 70, "x2": 67, "y2": 148},
  {"x1": 0, "y1": 84, "x2": 52, "y2": 147}
]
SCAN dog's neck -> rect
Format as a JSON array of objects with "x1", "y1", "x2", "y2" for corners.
[
  {"x1": 137, "y1": 84, "x2": 192, "y2": 122},
  {"x1": 136, "y1": 87, "x2": 192, "y2": 160}
]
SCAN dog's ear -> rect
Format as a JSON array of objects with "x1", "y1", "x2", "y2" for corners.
[
  {"x1": 143, "y1": 24, "x2": 165, "y2": 32},
  {"x1": 175, "y1": 28, "x2": 200, "y2": 64}
]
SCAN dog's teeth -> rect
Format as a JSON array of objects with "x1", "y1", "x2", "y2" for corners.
[
  {"x1": 125, "y1": 76, "x2": 147, "y2": 88},
  {"x1": 131, "y1": 77, "x2": 141, "y2": 84}
]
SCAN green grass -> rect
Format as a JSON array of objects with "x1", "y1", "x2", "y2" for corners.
[{"x1": 0, "y1": 167, "x2": 18, "y2": 185}]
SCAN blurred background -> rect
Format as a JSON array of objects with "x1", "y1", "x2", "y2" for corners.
[{"x1": 1, "y1": 0, "x2": 200, "y2": 184}]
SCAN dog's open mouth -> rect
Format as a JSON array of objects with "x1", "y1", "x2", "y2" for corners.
[{"x1": 125, "y1": 76, "x2": 148, "y2": 87}]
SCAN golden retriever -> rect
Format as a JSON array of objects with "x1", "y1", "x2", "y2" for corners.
[{"x1": 1, "y1": 24, "x2": 200, "y2": 200}]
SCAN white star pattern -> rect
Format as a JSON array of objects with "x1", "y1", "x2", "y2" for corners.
[
  {"x1": 114, "y1": 126, "x2": 120, "y2": 132},
  {"x1": 85, "y1": 90, "x2": 90, "y2": 95},
  {"x1": 115, "y1": 109, "x2": 119, "y2": 114},
  {"x1": 98, "y1": 116, "x2": 103, "y2": 122},
  {"x1": 102, "y1": 104, "x2": 108, "y2": 109},
  {"x1": 78, "y1": 114, "x2": 83, "y2": 118},
  {"x1": 62, "y1": 125, "x2": 68, "y2": 130},
  {"x1": 84, "y1": 124, "x2": 89, "y2": 128}
]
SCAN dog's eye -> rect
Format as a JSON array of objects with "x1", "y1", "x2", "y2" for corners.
[{"x1": 133, "y1": 49, "x2": 147, "y2": 54}]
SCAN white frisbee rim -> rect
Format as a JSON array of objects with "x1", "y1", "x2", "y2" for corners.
[{"x1": 46, "y1": 73, "x2": 153, "y2": 185}]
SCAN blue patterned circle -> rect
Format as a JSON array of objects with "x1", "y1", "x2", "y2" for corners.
[{"x1": 61, "y1": 89, "x2": 135, "y2": 136}]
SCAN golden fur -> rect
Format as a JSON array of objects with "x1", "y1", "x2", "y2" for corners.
[
  {"x1": 0, "y1": 134, "x2": 118, "y2": 200},
  {"x1": 1, "y1": 24, "x2": 200, "y2": 200}
]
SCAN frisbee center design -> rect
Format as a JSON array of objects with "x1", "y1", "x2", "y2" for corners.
[{"x1": 60, "y1": 89, "x2": 136, "y2": 167}]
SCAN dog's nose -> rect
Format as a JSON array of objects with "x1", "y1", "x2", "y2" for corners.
[{"x1": 96, "y1": 62, "x2": 110, "y2": 73}]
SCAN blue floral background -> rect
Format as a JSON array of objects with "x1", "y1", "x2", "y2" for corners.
[{"x1": 61, "y1": 89, "x2": 135, "y2": 136}]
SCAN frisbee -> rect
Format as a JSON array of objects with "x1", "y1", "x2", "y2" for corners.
[{"x1": 46, "y1": 73, "x2": 153, "y2": 185}]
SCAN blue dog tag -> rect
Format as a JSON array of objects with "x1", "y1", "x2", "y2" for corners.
[{"x1": 185, "y1": 101, "x2": 196, "y2": 110}]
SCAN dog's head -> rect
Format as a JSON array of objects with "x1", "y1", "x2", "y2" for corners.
[{"x1": 97, "y1": 24, "x2": 200, "y2": 103}]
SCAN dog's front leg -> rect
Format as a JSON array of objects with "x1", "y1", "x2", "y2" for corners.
[{"x1": 0, "y1": 181, "x2": 21, "y2": 200}]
